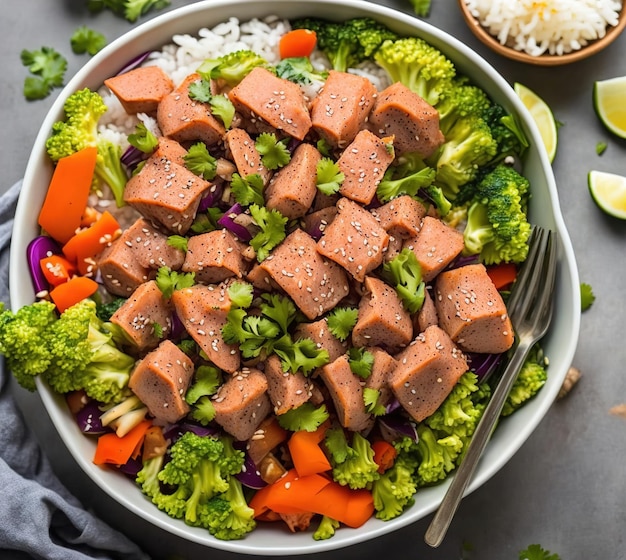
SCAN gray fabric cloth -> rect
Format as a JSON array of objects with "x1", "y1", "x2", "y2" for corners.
[{"x1": 0, "y1": 181, "x2": 150, "y2": 560}]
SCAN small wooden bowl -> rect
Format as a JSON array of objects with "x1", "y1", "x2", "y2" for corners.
[{"x1": 458, "y1": 0, "x2": 626, "y2": 66}]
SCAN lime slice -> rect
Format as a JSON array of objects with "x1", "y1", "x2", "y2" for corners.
[
  {"x1": 593, "y1": 76, "x2": 626, "y2": 139},
  {"x1": 514, "y1": 82, "x2": 558, "y2": 163},
  {"x1": 588, "y1": 170, "x2": 626, "y2": 219}
]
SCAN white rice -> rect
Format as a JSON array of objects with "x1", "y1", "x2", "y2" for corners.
[{"x1": 464, "y1": 0, "x2": 623, "y2": 56}]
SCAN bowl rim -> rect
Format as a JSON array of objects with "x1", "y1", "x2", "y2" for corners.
[
  {"x1": 458, "y1": 0, "x2": 626, "y2": 66},
  {"x1": 10, "y1": 0, "x2": 581, "y2": 554}
]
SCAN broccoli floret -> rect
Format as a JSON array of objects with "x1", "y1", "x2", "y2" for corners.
[
  {"x1": 374, "y1": 36, "x2": 456, "y2": 106},
  {"x1": 0, "y1": 301, "x2": 57, "y2": 391},
  {"x1": 427, "y1": 114, "x2": 499, "y2": 199},
  {"x1": 313, "y1": 515, "x2": 341, "y2": 540},
  {"x1": 197, "y1": 50, "x2": 268, "y2": 87},
  {"x1": 382, "y1": 248, "x2": 426, "y2": 314},
  {"x1": 325, "y1": 428, "x2": 380, "y2": 489},
  {"x1": 371, "y1": 452, "x2": 418, "y2": 521},
  {"x1": 292, "y1": 17, "x2": 397, "y2": 72},
  {"x1": 414, "y1": 425, "x2": 463, "y2": 485},
  {"x1": 376, "y1": 166, "x2": 436, "y2": 204},
  {"x1": 501, "y1": 346, "x2": 548, "y2": 416},
  {"x1": 462, "y1": 164, "x2": 532, "y2": 265},
  {"x1": 203, "y1": 478, "x2": 256, "y2": 540},
  {"x1": 136, "y1": 431, "x2": 246, "y2": 530},
  {"x1": 0, "y1": 298, "x2": 135, "y2": 404},
  {"x1": 483, "y1": 103, "x2": 529, "y2": 162},
  {"x1": 436, "y1": 80, "x2": 493, "y2": 138},
  {"x1": 274, "y1": 56, "x2": 328, "y2": 86},
  {"x1": 45, "y1": 88, "x2": 129, "y2": 207}
]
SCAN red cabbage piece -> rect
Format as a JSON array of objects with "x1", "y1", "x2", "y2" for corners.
[
  {"x1": 74, "y1": 399, "x2": 108, "y2": 436},
  {"x1": 467, "y1": 351, "x2": 505, "y2": 382},
  {"x1": 233, "y1": 441, "x2": 267, "y2": 489},
  {"x1": 198, "y1": 184, "x2": 223, "y2": 213},
  {"x1": 115, "y1": 51, "x2": 152, "y2": 76},
  {"x1": 217, "y1": 203, "x2": 253, "y2": 241},
  {"x1": 26, "y1": 236, "x2": 62, "y2": 294},
  {"x1": 378, "y1": 414, "x2": 418, "y2": 442}
]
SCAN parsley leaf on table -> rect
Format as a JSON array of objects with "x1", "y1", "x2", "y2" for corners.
[
  {"x1": 20, "y1": 47, "x2": 67, "y2": 100},
  {"x1": 70, "y1": 26, "x2": 107, "y2": 55}
]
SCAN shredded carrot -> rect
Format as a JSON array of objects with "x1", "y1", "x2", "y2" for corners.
[
  {"x1": 371, "y1": 440, "x2": 398, "y2": 473},
  {"x1": 249, "y1": 468, "x2": 374, "y2": 528},
  {"x1": 287, "y1": 421, "x2": 331, "y2": 477},
  {"x1": 62, "y1": 211, "x2": 121, "y2": 275},
  {"x1": 93, "y1": 419, "x2": 152, "y2": 466},
  {"x1": 39, "y1": 254, "x2": 77, "y2": 287},
  {"x1": 49, "y1": 276, "x2": 99, "y2": 313},
  {"x1": 279, "y1": 29, "x2": 317, "y2": 59},
  {"x1": 486, "y1": 262, "x2": 518, "y2": 290},
  {"x1": 38, "y1": 147, "x2": 97, "y2": 245}
]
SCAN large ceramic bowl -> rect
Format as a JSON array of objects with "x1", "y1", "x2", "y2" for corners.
[{"x1": 10, "y1": 0, "x2": 580, "y2": 555}]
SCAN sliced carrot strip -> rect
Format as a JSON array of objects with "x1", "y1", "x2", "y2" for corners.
[
  {"x1": 38, "y1": 147, "x2": 97, "y2": 245},
  {"x1": 288, "y1": 422, "x2": 331, "y2": 477},
  {"x1": 371, "y1": 440, "x2": 398, "y2": 474},
  {"x1": 49, "y1": 276, "x2": 99, "y2": 313},
  {"x1": 93, "y1": 419, "x2": 152, "y2": 466},
  {"x1": 279, "y1": 29, "x2": 317, "y2": 59},
  {"x1": 39, "y1": 254, "x2": 77, "y2": 287}
]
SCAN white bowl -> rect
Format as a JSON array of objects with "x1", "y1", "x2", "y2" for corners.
[{"x1": 10, "y1": 0, "x2": 580, "y2": 555}]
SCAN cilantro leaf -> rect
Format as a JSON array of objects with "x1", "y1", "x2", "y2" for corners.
[
  {"x1": 277, "y1": 402, "x2": 329, "y2": 432},
  {"x1": 231, "y1": 173, "x2": 265, "y2": 207},
  {"x1": 326, "y1": 307, "x2": 358, "y2": 341},
  {"x1": 188, "y1": 78, "x2": 213, "y2": 103},
  {"x1": 348, "y1": 347, "x2": 374, "y2": 379},
  {"x1": 316, "y1": 158, "x2": 345, "y2": 195},
  {"x1": 259, "y1": 293, "x2": 297, "y2": 334},
  {"x1": 382, "y1": 248, "x2": 426, "y2": 313},
  {"x1": 221, "y1": 310, "x2": 280, "y2": 359},
  {"x1": 166, "y1": 235, "x2": 188, "y2": 253},
  {"x1": 596, "y1": 141, "x2": 608, "y2": 155},
  {"x1": 363, "y1": 387, "x2": 386, "y2": 416},
  {"x1": 227, "y1": 281, "x2": 254, "y2": 309},
  {"x1": 255, "y1": 132, "x2": 291, "y2": 170},
  {"x1": 70, "y1": 26, "x2": 107, "y2": 55},
  {"x1": 23, "y1": 76, "x2": 53, "y2": 101},
  {"x1": 190, "y1": 206, "x2": 223, "y2": 234},
  {"x1": 519, "y1": 544, "x2": 561, "y2": 560},
  {"x1": 155, "y1": 266, "x2": 195, "y2": 298},
  {"x1": 21, "y1": 46, "x2": 67, "y2": 100},
  {"x1": 409, "y1": 0, "x2": 432, "y2": 17},
  {"x1": 323, "y1": 426, "x2": 356, "y2": 463},
  {"x1": 124, "y1": 0, "x2": 171, "y2": 23},
  {"x1": 580, "y1": 282, "x2": 595, "y2": 312},
  {"x1": 273, "y1": 335, "x2": 330, "y2": 375},
  {"x1": 152, "y1": 322, "x2": 164, "y2": 339},
  {"x1": 209, "y1": 94, "x2": 235, "y2": 129},
  {"x1": 128, "y1": 122, "x2": 159, "y2": 153},
  {"x1": 184, "y1": 142, "x2": 217, "y2": 180},
  {"x1": 249, "y1": 204, "x2": 288, "y2": 262}
]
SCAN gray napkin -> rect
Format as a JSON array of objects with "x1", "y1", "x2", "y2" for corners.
[{"x1": 0, "y1": 181, "x2": 150, "y2": 560}]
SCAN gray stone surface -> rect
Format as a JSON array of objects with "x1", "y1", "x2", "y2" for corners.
[{"x1": 1, "y1": 1, "x2": 625, "y2": 558}]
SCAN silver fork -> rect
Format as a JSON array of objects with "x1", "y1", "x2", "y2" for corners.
[{"x1": 424, "y1": 226, "x2": 558, "y2": 548}]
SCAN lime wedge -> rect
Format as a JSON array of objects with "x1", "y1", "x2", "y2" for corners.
[
  {"x1": 588, "y1": 170, "x2": 626, "y2": 219},
  {"x1": 514, "y1": 82, "x2": 558, "y2": 163},
  {"x1": 593, "y1": 76, "x2": 626, "y2": 139}
]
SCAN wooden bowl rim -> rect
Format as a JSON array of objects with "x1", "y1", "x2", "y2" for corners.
[{"x1": 458, "y1": 0, "x2": 626, "y2": 66}]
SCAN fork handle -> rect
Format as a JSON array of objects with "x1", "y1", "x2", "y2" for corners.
[{"x1": 424, "y1": 338, "x2": 534, "y2": 547}]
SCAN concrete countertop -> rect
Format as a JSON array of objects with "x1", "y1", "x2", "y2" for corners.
[{"x1": 1, "y1": 1, "x2": 625, "y2": 559}]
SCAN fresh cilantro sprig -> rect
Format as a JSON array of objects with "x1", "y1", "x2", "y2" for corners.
[
  {"x1": 155, "y1": 266, "x2": 195, "y2": 298},
  {"x1": 326, "y1": 307, "x2": 359, "y2": 341},
  {"x1": 382, "y1": 248, "x2": 426, "y2": 313},
  {"x1": 187, "y1": 78, "x2": 235, "y2": 128},
  {"x1": 190, "y1": 207, "x2": 223, "y2": 234},
  {"x1": 273, "y1": 336, "x2": 330, "y2": 375},
  {"x1": 184, "y1": 142, "x2": 217, "y2": 180},
  {"x1": 255, "y1": 132, "x2": 291, "y2": 170},
  {"x1": 580, "y1": 282, "x2": 595, "y2": 312},
  {"x1": 348, "y1": 347, "x2": 374, "y2": 379},
  {"x1": 227, "y1": 281, "x2": 254, "y2": 309},
  {"x1": 86, "y1": 0, "x2": 171, "y2": 23},
  {"x1": 519, "y1": 544, "x2": 561, "y2": 560},
  {"x1": 249, "y1": 204, "x2": 288, "y2": 262},
  {"x1": 363, "y1": 388, "x2": 386, "y2": 416},
  {"x1": 166, "y1": 235, "x2": 188, "y2": 253},
  {"x1": 277, "y1": 402, "x2": 329, "y2": 432},
  {"x1": 128, "y1": 122, "x2": 159, "y2": 153},
  {"x1": 231, "y1": 173, "x2": 265, "y2": 207},
  {"x1": 21, "y1": 47, "x2": 67, "y2": 101},
  {"x1": 316, "y1": 158, "x2": 345, "y2": 195},
  {"x1": 70, "y1": 26, "x2": 107, "y2": 55}
]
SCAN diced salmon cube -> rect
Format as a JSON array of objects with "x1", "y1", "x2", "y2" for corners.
[
  {"x1": 157, "y1": 73, "x2": 226, "y2": 147},
  {"x1": 260, "y1": 229, "x2": 349, "y2": 320},
  {"x1": 212, "y1": 368, "x2": 272, "y2": 441},
  {"x1": 300, "y1": 206, "x2": 337, "y2": 240},
  {"x1": 368, "y1": 81, "x2": 445, "y2": 157},
  {"x1": 245, "y1": 263, "x2": 281, "y2": 292},
  {"x1": 365, "y1": 347, "x2": 397, "y2": 412},
  {"x1": 390, "y1": 325, "x2": 468, "y2": 422},
  {"x1": 402, "y1": 216, "x2": 464, "y2": 282},
  {"x1": 317, "y1": 197, "x2": 390, "y2": 282},
  {"x1": 319, "y1": 354, "x2": 371, "y2": 432},
  {"x1": 97, "y1": 232, "x2": 152, "y2": 297},
  {"x1": 123, "y1": 152, "x2": 212, "y2": 235},
  {"x1": 104, "y1": 66, "x2": 174, "y2": 114},
  {"x1": 264, "y1": 354, "x2": 313, "y2": 415},
  {"x1": 371, "y1": 195, "x2": 427, "y2": 240},
  {"x1": 293, "y1": 317, "x2": 349, "y2": 366},
  {"x1": 352, "y1": 276, "x2": 413, "y2": 353},
  {"x1": 152, "y1": 137, "x2": 188, "y2": 167},
  {"x1": 264, "y1": 143, "x2": 321, "y2": 219},
  {"x1": 224, "y1": 128, "x2": 272, "y2": 185},
  {"x1": 227, "y1": 67, "x2": 312, "y2": 140},
  {"x1": 182, "y1": 229, "x2": 248, "y2": 284},
  {"x1": 128, "y1": 339, "x2": 194, "y2": 424},
  {"x1": 414, "y1": 286, "x2": 439, "y2": 333},
  {"x1": 337, "y1": 130, "x2": 395, "y2": 205},
  {"x1": 110, "y1": 280, "x2": 172, "y2": 353},
  {"x1": 434, "y1": 263, "x2": 514, "y2": 354},
  {"x1": 310, "y1": 70, "x2": 377, "y2": 149},
  {"x1": 171, "y1": 282, "x2": 241, "y2": 373},
  {"x1": 123, "y1": 218, "x2": 185, "y2": 271}
]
